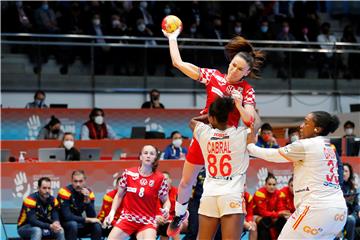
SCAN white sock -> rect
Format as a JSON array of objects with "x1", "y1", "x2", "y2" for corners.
[{"x1": 175, "y1": 201, "x2": 188, "y2": 217}]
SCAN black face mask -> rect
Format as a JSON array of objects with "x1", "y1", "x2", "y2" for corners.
[
  {"x1": 52, "y1": 129, "x2": 60, "y2": 134},
  {"x1": 151, "y1": 95, "x2": 159, "y2": 101}
]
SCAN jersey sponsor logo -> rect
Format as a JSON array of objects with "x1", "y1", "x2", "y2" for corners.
[
  {"x1": 303, "y1": 226, "x2": 322, "y2": 235},
  {"x1": 323, "y1": 181, "x2": 340, "y2": 189},
  {"x1": 149, "y1": 180, "x2": 154, "y2": 187},
  {"x1": 334, "y1": 213, "x2": 346, "y2": 221},
  {"x1": 207, "y1": 140, "x2": 231, "y2": 154},
  {"x1": 294, "y1": 187, "x2": 309, "y2": 193},
  {"x1": 225, "y1": 85, "x2": 243, "y2": 95},
  {"x1": 127, "y1": 187, "x2": 137, "y2": 193},
  {"x1": 229, "y1": 201, "x2": 241, "y2": 208},
  {"x1": 140, "y1": 178, "x2": 148, "y2": 186}
]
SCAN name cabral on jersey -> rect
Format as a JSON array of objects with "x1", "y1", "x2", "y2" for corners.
[{"x1": 207, "y1": 135, "x2": 232, "y2": 154}]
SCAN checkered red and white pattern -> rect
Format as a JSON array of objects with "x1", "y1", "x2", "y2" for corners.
[
  {"x1": 197, "y1": 68, "x2": 256, "y2": 127},
  {"x1": 119, "y1": 167, "x2": 168, "y2": 224},
  {"x1": 120, "y1": 212, "x2": 156, "y2": 225}
]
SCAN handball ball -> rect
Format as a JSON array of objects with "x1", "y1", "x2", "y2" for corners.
[{"x1": 161, "y1": 15, "x2": 183, "y2": 33}]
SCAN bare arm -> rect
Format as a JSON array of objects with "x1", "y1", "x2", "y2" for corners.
[
  {"x1": 163, "y1": 29, "x2": 200, "y2": 80},
  {"x1": 189, "y1": 115, "x2": 208, "y2": 132}
]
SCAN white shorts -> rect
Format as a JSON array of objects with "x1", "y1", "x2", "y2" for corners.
[
  {"x1": 278, "y1": 204, "x2": 347, "y2": 239},
  {"x1": 198, "y1": 193, "x2": 245, "y2": 218}
]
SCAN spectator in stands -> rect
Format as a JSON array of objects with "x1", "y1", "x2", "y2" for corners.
[
  {"x1": 317, "y1": 22, "x2": 338, "y2": 78},
  {"x1": 256, "y1": 123, "x2": 279, "y2": 148},
  {"x1": 252, "y1": 18, "x2": 274, "y2": 41},
  {"x1": 184, "y1": 168, "x2": 206, "y2": 240},
  {"x1": 141, "y1": 89, "x2": 165, "y2": 109},
  {"x1": 58, "y1": 170, "x2": 102, "y2": 240},
  {"x1": 97, "y1": 176, "x2": 122, "y2": 237},
  {"x1": 253, "y1": 173, "x2": 289, "y2": 240},
  {"x1": 34, "y1": 1, "x2": 59, "y2": 33},
  {"x1": 163, "y1": 131, "x2": 188, "y2": 160},
  {"x1": 60, "y1": 132, "x2": 80, "y2": 161},
  {"x1": 17, "y1": 177, "x2": 65, "y2": 240},
  {"x1": 344, "y1": 121, "x2": 356, "y2": 138},
  {"x1": 156, "y1": 171, "x2": 183, "y2": 240},
  {"x1": 275, "y1": 20, "x2": 295, "y2": 80},
  {"x1": 26, "y1": 90, "x2": 48, "y2": 109},
  {"x1": 341, "y1": 25, "x2": 360, "y2": 79},
  {"x1": 81, "y1": 108, "x2": 118, "y2": 140},
  {"x1": 38, "y1": 116, "x2": 64, "y2": 140},
  {"x1": 243, "y1": 185, "x2": 257, "y2": 240},
  {"x1": 343, "y1": 163, "x2": 359, "y2": 240},
  {"x1": 280, "y1": 177, "x2": 295, "y2": 214},
  {"x1": 286, "y1": 127, "x2": 300, "y2": 145}
]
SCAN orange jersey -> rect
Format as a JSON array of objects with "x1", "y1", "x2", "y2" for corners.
[
  {"x1": 97, "y1": 189, "x2": 122, "y2": 226},
  {"x1": 244, "y1": 191, "x2": 254, "y2": 222},
  {"x1": 279, "y1": 186, "x2": 295, "y2": 213},
  {"x1": 253, "y1": 187, "x2": 286, "y2": 218}
]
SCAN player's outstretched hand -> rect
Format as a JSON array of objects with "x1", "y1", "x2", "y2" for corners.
[{"x1": 162, "y1": 28, "x2": 181, "y2": 40}]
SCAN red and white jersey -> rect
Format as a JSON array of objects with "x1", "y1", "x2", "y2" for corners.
[
  {"x1": 118, "y1": 167, "x2": 168, "y2": 225},
  {"x1": 193, "y1": 122, "x2": 249, "y2": 196},
  {"x1": 198, "y1": 68, "x2": 256, "y2": 127}
]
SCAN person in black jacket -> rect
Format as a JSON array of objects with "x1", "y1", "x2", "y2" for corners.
[
  {"x1": 17, "y1": 177, "x2": 65, "y2": 240},
  {"x1": 58, "y1": 170, "x2": 102, "y2": 240},
  {"x1": 60, "y1": 132, "x2": 80, "y2": 161}
]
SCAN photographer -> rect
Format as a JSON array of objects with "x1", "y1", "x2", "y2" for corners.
[{"x1": 141, "y1": 89, "x2": 165, "y2": 109}]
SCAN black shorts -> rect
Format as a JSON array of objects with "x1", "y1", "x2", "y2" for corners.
[{"x1": 157, "y1": 222, "x2": 170, "y2": 237}]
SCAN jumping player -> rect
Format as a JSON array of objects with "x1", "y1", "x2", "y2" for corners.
[
  {"x1": 247, "y1": 111, "x2": 347, "y2": 239},
  {"x1": 170, "y1": 96, "x2": 250, "y2": 239},
  {"x1": 163, "y1": 27, "x2": 264, "y2": 236},
  {"x1": 105, "y1": 145, "x2": 171, "y2": 240}
]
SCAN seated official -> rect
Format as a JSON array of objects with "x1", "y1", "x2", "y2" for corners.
[
  {"x1": 81, "y1": 108, "x2": 117, "y2": 140},
  {"x1": 163, "y1": 131, "x2": 188, "y2": 160},
  {"x1": 60, "y1": 132, "x2": 80, "y2": 161},
  {"x1": 58, "y1": 170, "x2": 102, "y2": 240},
  {"x1": 38, "y1": 115, "x2": 64, "y2": 140},
  {"x1": 17, "y1": 177, "x2": 65, "y2": 240}
]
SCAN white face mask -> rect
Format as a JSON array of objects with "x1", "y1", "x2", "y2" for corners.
[
  {"x1": 94, "y1": 116, "x2": 104, "y2": 125},
  {"x1": 235, "y1": 26, "x2": 242, "y2": 34},
  {"x1": 63, "y1": 140, "x2": 74, "y2": 150},
  {"x1": 172, "y1": 139, "x2": 182, "y2": 148},
  {"x1": 112, "y1": 19, "x2": 120, "y2": 27},
  {"x1": 345, "y1": 128, "x2": 354, "y2": 135},
  {"x1": 137, "y1": 24, "x2": 146, "y2": 32},
  {"x1": 290, "y1": 135, "x2": 299, "y2": 143}
]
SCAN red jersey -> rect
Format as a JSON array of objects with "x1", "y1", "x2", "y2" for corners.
[
  {"x1": 118, "y1": 167, "x2": 169, "y2": 225},
  {"x1": 244, "y1": 191, "x2": 254, "y2": 222},
  {"x1": 198, "y1": 68, "x2": 256, "y2": 127},
  {"x1": 97, "y1": 189, "x2": 122, "y2": 225},
  {"x1": 279, "y1": 186, "x2": 295, "y2": 213},
  {"x1": 253, "y1": 187, "x2": 286, "y2": 219}
]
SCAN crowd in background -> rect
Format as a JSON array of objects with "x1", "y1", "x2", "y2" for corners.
[{"x1": 2, "y1": 1, "x2": 360, "y2": 78}]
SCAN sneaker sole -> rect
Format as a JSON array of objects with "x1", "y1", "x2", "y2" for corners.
[{"x1": 166, "y1": 211, "x2": 189, "y2": 237}]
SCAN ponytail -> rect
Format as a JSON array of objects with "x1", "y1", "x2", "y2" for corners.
[{"x1": 225, "y1": 36, "x2": 265, "y2": 79}]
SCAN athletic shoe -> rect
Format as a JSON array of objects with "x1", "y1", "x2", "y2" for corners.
[{"x1": 166, "y1": 210, "x2": 189, "y2": 237}]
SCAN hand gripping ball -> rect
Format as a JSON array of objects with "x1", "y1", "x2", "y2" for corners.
[{"x1": 161, "y1": 15, "x2": 183, "y2": 33}]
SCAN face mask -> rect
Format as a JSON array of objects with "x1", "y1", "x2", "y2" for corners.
[
  {"x1": 164, "y1": 7, "x2": 171, "y2": 15},
  {"x1": 190, "y1": 27, "x2": 197, "y2": 33},
  {"x1": 173, "y1": 139, "x2": 182, "y2": 148},
  {"x1": 42, "y1": 4, "x2": 49, "y2": 11},
  {"x1": 290, "y1": 135, "x2": 299, "y2": 143},
  {"x1": 93, "y1": 19, "x2": 100, "y2": 26},
  {"x1": 261, "y1": 26, "x2": 268, "y2": 33},
  {"x1": 94, "y1": 116, "x2": 104, "y2": 125},
  {"x1": 63, "y1": 140, "x2": 74, "y2": 150},
  {"x1": 52, "y1": 128, "x2": 60, "y2": 134},
  {"x1": 283, "y1": 26, "x2": 289, "y2": 33},
  {"x1": 262, "y1": 134, "x2": 271, "y2": 142},
  {"x1": 140, "y1": 1, "x2": 147, "y2": 9},
  {"x1": 234, "y1": 26, "x2": 242, "y2": 34},
  {"x1": 345, "y1": 128, "x2": 354, "y2": 135},
  {"x1": 302, "y1": 28, "x2": 308, "y2": 34},
  {"x1": 138, "y1": 24, "x2": 146, "y2": 32},
  {"x1": 112, "y1": 20, "x2": 120, "y2": 27}
]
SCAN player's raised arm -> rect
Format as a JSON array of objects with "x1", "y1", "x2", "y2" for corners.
[{"x1": 163, "y1": 29, "x2": 200, "y2": 80}]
